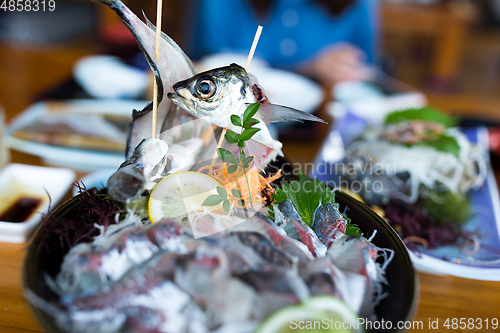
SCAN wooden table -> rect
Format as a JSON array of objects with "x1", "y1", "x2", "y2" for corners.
[
  {"x1": 382, "y1": 2, "x2": 474, "y2": 90},
  {"x1": 0, "y1": 43, "x2": 500, "y2": 333}
]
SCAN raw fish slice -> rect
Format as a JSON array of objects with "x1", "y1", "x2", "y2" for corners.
[
  {"x1": 232, "y1": 231, "x2": 296, "y2": 269},
  {"x1": 312, "y1": 203, "x2": 348, "y2": 248},
  {"x1": 212, "y1": 322, "x2": 258, "y2": 333},
  {"x1": 174, "y1": 245, "x2": 256, "y2": 329},
  {"x1": 300, "y1": 257, "x2": 341, "y2": 298},
  {"x1": 56, "y1": 220, "x2": 190, "y2": 297},
  {"x1": 100, "y1": 226, "x2": 161, "y2": 279},
  {"x1": 227, "y1": 212, "x2": 313, "y2": 263},
  {"x1": 327, "y1": 235, "x2": 392, "y2": 319},
  {"x1": 328, "y1": 235, "x2": 378, "y2": 279},
  {"x1": 274, "y1": 199, "x2": 327, "y2": 257},
  {"x1": 55, "y1": 243, "x2": 104, "y2": 297},
  {"x1": 147, "y1": 219, "x2": 190, "y2": 253},
  {"x1": 57, "y1": 227, "x2": 159, "y2": 296},
  {"x1": 91, "y1": 0, "x2": 195, "y2": 157},
  {"x1": 188, "y1": 232, "x2": 309, "y2": 323},
  {"x1": 209, "y1": 235, "x2": 271, "y2": 275},
  {"x1": 67, "y1": 276, "x2": 206, "y2": 333},
  {"x1": 236, "y1": 268, "x2": 310, "y2": 318},
  {"x1": 299, "y1": 256, "x2": 370, "y2": 317}
]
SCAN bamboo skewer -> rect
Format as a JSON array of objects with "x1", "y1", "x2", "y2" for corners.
[
  {"x1": 244, "y1": 25, "x2": 263, "y2": 71},
  {"x1": 209, "y1": 25, "x2": 263, "y2": 175},
  {"x1": 152, "y1": 0, "x2": 163, "y2": 139}
]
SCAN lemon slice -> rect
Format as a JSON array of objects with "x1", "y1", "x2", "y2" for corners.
[
  {"x1": 255, "y1": 296, "x2": 364, "y2": 333},
  {"x1": 148, "y1": 171, "x2": 221, "y2": 224}
]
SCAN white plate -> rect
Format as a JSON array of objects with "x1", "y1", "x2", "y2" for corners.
[
  {"x1": 407, "y1": 127, "x2": 500, "y2": 280},
  {"x1": 6, "y1": 99, "x2": 147, "y2": 171},
  {"x1": 313, "y1": 111, "x2": 500, "y2": 281},
  {"x1": 0, "y1": 163, "x2": 75, "y2": 243}
]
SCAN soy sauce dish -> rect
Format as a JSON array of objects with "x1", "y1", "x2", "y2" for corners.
[{"x1": 0, "y1": 163, "x2": 75, "y2": 243}]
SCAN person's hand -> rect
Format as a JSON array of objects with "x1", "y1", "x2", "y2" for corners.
[{"x1": 306, "y1": 43, "x2": 370, "y2": 86}]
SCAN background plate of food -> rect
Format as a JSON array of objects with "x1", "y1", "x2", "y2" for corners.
[
  {"x1": 313, "y1": 107, "x2": 500, "y2": 280},
  {"x1": 6, "y1": 99, "x2": 146, "y2": 171}
]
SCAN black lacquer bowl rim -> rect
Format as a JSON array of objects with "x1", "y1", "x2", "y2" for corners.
[{"x1": 23, "y1": 190, "x2": 418, "y2": 333}]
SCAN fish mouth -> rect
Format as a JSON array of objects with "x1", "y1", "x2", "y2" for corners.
[
  {"x1": 167, "y1": 92, "x2": 196, "y2": 115},
  {"x1": 167, "y1": 91, "x2": 182, "y2": 104}
]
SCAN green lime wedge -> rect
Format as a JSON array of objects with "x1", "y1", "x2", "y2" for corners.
[{"x1": 255, "y1": 296, "x2": 364, "y2": 333}]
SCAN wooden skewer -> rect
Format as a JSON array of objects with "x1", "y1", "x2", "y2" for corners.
[
  {"x1": 244, "y1": 25, "x2": 263, "y2": 71},
  {"x1": 152, "y1": 0, "x2": 163, "y2": 139},
  {"x1": 209, "y1": 25, "x2": 263, "y2": 176}
]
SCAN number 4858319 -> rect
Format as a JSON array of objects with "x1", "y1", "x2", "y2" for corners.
[
  {"x1": 443, "y1": 318, "x2": 498, "y2": 330},
  {"x1": 0, "y1": 0, "x2": 56, "y2": 11}
]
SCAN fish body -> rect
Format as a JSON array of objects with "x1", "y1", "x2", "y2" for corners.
[
  {"x1": 168, "y1": 63, "x2": 326, "y2": 168},
  {"x1": 107, "y1": 138, "x2": 170, "y2": 202}
]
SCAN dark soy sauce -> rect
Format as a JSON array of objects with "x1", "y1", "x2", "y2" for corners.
[{"x1": 0, "y1": 197, "x2": 42, "y2": 223}]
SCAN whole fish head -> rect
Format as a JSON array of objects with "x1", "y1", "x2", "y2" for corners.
[{"x1": 167, "y1": 63, "x2": 253, "y2": 128}]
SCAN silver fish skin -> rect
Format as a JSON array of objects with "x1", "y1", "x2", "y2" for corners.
[
  {"x1": 167, "y1": 63, "x2": 326, "y2": 168},
  {"x1": 91, "y1": 0, "x2": 196, "y2": 157},
  {"x1": 274, "y1": 199, "x2": 327, "y2": 257},
  {"x1": 107, "y1": 138, "x2": 170, "y2": 202},
  {"x1": 312, "y1": 203, "x2": 348, "y2": 249}
]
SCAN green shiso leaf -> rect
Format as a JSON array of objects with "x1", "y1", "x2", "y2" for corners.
[
  {"x1": 414, "y1": 134, "x2": 461, "y2": 158},
  {"x1": 272, "y1": 171, "x2": 335, "y2": 227},
  {"x1": 345, "y1": 221, "x2": 362, "y2": 237},
  {"x1": 385, "y1": 107, "x2": 458, "y2": 128},
  {"x1": 271, "y1": 171, "x2": 361, "y2": 236}
]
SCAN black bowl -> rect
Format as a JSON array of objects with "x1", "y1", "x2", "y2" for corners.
[{"x1": 23, "y1": 191, "x2": 418, "y2": 332}]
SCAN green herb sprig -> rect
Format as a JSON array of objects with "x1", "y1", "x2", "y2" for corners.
[{"x1": 202, "y1": 103, "x2": 261, "y2": 212}]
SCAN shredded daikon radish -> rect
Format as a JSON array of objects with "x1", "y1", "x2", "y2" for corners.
[{"x1": 346, "y1": 127, "x2": 487, "y2": 203}]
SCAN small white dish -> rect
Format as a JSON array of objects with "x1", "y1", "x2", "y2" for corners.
[{"x1": 0, "y1": 164, "x2": 75, "y2": 243}]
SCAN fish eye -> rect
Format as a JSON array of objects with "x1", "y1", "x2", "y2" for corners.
[{"x1": 196, "y1": 79, "x2": 216, "y2": 99}]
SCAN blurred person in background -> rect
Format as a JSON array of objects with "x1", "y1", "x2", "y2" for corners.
[{"x1": 189, "y1": 0, "x2": 380, "y2": 86}]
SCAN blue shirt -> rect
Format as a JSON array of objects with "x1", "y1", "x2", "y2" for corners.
[{"x1": 189, "y1": 0, "x2": 379, "y2": 69}]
